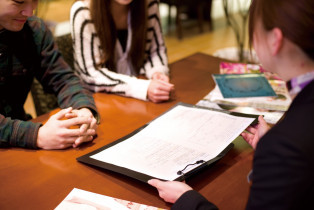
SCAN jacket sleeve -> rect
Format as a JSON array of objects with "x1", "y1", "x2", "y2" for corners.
[
  {"x1": 246, "y1": 127, "x2": 312, "y2": 210},
  {"x1": 0, "y1": 114, "x2": 41, "y2": 149},
  {"x1": 28, "y1": 16, "x2": 99, "y2": 118},
  {"x1": 141, "y1": 0, "x2": 169, "y2": 79},
  {"x1": 70, "y1": 1, "x2": 150, "y2": 101},
  {"x1": 172, "y1": 190, "x2": 218, "y2": 210}
]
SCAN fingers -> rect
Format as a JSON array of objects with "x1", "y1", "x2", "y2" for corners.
[
  {"x1": 90, "y1": 117, "x2": 97, "y2": 130},
  {"x1": 148, "y1": 179, "x2": 168, "y2": 200},
  {"x1": 148, "y1": 179, "x2": 162, "y2": 188},
  {"x1": 80, "y1": 123, "x2": 89, "y2": 133},
  {"x1": 156, "y1": 75, "x2": 170, "y2": 83},
  {"x1": 148, "y1": 179, "x2": 166, "y2": 202},
  {"x1": 58, "y1": 136, "x2": 80, "y2": 144},
  {"x1": 151, "y1": 96, "x2": 171, "y2": 103},
  {"x1": 148, "y1": 80, "x2": 175, "y2": 103},
  {"x1": 148, "y1": 179, "x2": 192, "y2": 204},
  {"x1": 53, "y1": 107, "x2": 73, "y2": 120},
  {"x1": 73, "y1": 134, "x2": 94, "y2": 148},
  {"x1": 258, "y1": 115, "x2": 267, "y2": 124},
  {"x1": 37, "y1": 108, "x2": 97, "y2": 150},
  {"x1": 158, "y1": 80, "x2": 174, "y2": 91},
  {"x1": 55, "y1": 142, "x2": 75, "y2": 150},
  {"x1": 72, "y1": 120, "x2": 97, "y2": 148},
  {"x1": 54, "y1": 127, "x2": 95, "y2": 148},
  {"x1": 63, "y1": 127, "x2": 96, "y2": 137},
  {"x1": 151, "y1": 82, "x2": 174, "y2": 95},
  {"x1": 52, "y1": 127, "x2": 95, "y2": 141},
  {"x1": 77, "y1": 117, "x2": 97, "y2": 137},
  {"x1": 150, "y1": 80, "x2": 174, "y2": 92},
  {"x1": 60, "y1": 114, "x2": 97, "y2": 147},
  {"x1": 37, "y1": 128, "x2": 83, "y2": 150},
  {"x1": 258, "y1": 115, "x2": 269, "y2": 132},
  {"x1": 58, "y1": 120, "x2": 96, "y2": 145},
  {"x1": 246, "y1": 126, "x2": 257, "y2": 134},
  {"x1": 58, "y1": 127, "x2": 95, "y2": 148},
  {"x1": 64, "y1": 112, "x2": 78, "y2": 119},
  {"x1": 152, "y1": 72, "x2": 170, "y2": 82},
  {"x1": 241, "y1": 129, "x2": 259, "y2": 149},
  {"x1": 240, "y1": 132, "x2": 253, "y2": 143},
  {"x1": 61, "y1": 116, "x2": 92, "y2": 128},
  {"x1": 159, "y1": 75, "x2": 169, "y2": 83},
  {"x1": 75, "y1": 123, "x2": 95, "y2": 146}
]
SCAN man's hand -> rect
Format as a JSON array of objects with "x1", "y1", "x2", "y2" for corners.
[
  {"x1": 37, "y1": 107, "x2": 96, "y2": 149},
  {"x1": 65, "y1": 108, "x2": 98, "y2": 148}
]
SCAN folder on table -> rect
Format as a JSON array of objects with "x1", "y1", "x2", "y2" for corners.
[{"x1": 77, "y1": 103, "x2": 258, "y2": 182}]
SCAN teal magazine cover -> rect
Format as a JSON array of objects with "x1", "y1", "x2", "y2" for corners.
[{"x1": 213, "y1": 73, "x2": 277, "y2": 98}]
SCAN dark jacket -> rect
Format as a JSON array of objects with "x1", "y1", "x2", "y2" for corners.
[{"x1": 172, "y1": 80, "x2": 314, "y2": 210}]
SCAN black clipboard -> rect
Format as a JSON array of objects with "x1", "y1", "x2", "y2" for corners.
[{"x1": 77, "y1": 102, "x2": 258, "y2": 183}]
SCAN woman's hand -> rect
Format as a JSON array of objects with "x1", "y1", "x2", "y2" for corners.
[
  {"x1": 241, "y1": 116, "x2": 270, "y2": 149},
  {"x1": 152, "y1": 72, "x2": 170, "y2": 82},
  {"x1": 147, "y1": 80, "x2": 174, "y2": 103},
  {"x1": 148, "y1": 179, "x2": 192, "y2": 203}
]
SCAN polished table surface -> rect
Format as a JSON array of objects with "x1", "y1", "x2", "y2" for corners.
[{"x1": 0, "y1": 53, "x2": 253, "y2": 210}]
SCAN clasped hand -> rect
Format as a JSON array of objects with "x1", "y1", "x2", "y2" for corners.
[
  {"x1": 37, "y1": 107, "x2": 97, "y2": 149},
  {"x1": 148, "y1": 72, "x2": 174, "y2": 103}
]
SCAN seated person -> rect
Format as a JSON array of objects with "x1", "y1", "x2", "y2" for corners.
[
  {"x1": 148, "y1": 0, "x2": 314, "y2": 209},
  {"x1": 0, "y1": 0, "x2": 98, "y2": 150},
  {"x1": 70, "y1": 0, "x2": 174, "y2": 103}
]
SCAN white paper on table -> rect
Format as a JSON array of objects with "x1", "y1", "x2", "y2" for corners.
[
  {"x1": 197, "y1": 99, "x2": 284, "y2": 124},
  {"x1": 91, "y1": 105, "x2": 255, "y2": 181},
  {"x1": 55, "y1": 188, "x2": 129, "y2": 210}
]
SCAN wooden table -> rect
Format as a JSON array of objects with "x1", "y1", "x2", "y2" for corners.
[{"x1": 0, "y1": 53, "x2": 253, "y2": 210}]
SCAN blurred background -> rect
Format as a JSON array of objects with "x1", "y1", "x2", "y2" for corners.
[{"x1": 26, "y1": 0, "x2": 251, "y2": 117}]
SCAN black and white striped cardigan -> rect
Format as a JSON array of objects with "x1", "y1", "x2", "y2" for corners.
[{"x1": 70, "y1": 0, "x2": 169, "y2": 100}]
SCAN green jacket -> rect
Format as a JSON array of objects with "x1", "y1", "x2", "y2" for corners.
[{"x1": 0, "y1": 16, "x2": 98, "y2": 149}]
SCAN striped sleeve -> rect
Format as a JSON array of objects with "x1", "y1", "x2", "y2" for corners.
[
  {"x1": 141, "y1": 0, "x2": 169, "y2": 79},
  {"x1": 70, "y1": 1, "x2": 150, "y2": 101}
]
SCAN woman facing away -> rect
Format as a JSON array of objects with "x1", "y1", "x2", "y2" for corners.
[
  {"x1": 70, "y1": 0, "x2": 174, "y2": 103},
  {"x1": 149, "y1": 0, "x2": 314, "y2": 209}
]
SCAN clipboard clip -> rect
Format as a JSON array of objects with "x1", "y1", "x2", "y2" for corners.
[{"x1": 177, "y1": 160, "x2": 205, "y2": 175}]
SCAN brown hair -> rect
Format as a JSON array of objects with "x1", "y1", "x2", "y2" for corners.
[
  {"x1": 249, "y1": 0, "x2": 314, "y2": 60},
  {"x1": 90, "y1": 0, "x2": 147, "y2": 74}
]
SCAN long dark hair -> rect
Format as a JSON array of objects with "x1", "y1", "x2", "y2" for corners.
[
  {"x1": 249, "y1": 0, "x2": 314, "y2": 60},
  {"x1": 90, "y1": 0, "x2": 147, "y2": 74}
]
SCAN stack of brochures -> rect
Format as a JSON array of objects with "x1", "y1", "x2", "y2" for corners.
[
  {"x1": 212, "y1": 73, "x2": 277, "y2": 98},
  {"x1": 55, "y1": 188, "x2": 165, "y2": 210},
  {"x1": 197, "y1": 62, "x2": 292, "y2": 124}
]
